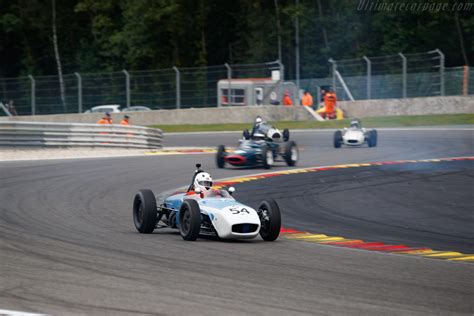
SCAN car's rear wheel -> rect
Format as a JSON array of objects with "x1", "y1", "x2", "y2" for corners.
[
  {"x1": 179, "y1": 200, "x2": 201, "y2": 241},
  {"x1": 216, "y1": 145, "x2": 226, "y2": 168},
  {"x1": 284, "y1": 141, "x2": 298, "y2": 166},
  {"x1": 258, "y1": 199, "x2": 281, "y2": 241},
  {"x1": 133, "y1": 189, "x2": 157, "y2": 234},
  {"x1": 283, "y1": 128, "x2": 290, "y2": 142},
  {"x1": 261, "y1": 146, "x2": 273, "y2": 169},
  {"x1": 334, "y1": 130, "x2": 342, "y2": 148}
]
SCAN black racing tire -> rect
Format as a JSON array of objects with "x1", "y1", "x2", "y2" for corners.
[
  {"x1": 216, "y1": 145, "x2": 226, "y2": 168},
  {"x1": 368, "y1": 130, "x2": 377, "y2": 147},
  {"x1": 283, "y1": 128, "x2": 290, "y2": 142},
  {"x1": 243, "y1": 129, "x2": 250, "y2": 140},
  {"x1": 179, "y1": 199, "x2": 201, "y2": 241},
  {"x1": 372, "y1": 129, "x2": 378, "y2": 147},
  {"x1": 133, "y1": 189, "x2": 157, "y2": 234},
  {"x1": 261, "y1": 146, "x2": 273, "y2": 169},
  {"x1": 334, "y1": 130, "x2": 342, "y2": 148},
  {"x1": 284, "y1": 140, "x2": 298, "y2": 166},
  {"x1": 258, "y1": 199, "x2": 281, "y2": 241}
]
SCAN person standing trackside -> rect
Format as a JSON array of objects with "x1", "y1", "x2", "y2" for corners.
[
  {"x1": 301, "y1": 90, "x2": 313, "y2": 107},
  {"x1": 282, "y1": 90, "x2": 293, "y2": 106},
  {"x1": 120, "y1": 115, "x2": 130, "y2": 125},
  {"x1": 97, "y1": 112, "x2": 113, "y2": 124},
  {"x1": 323, "y1": 89, "x2": 337, "y2": 119}
]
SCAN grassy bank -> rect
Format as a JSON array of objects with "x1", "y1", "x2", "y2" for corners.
[{"x1": 149, "y1": 114, "x2": 474, "y2": 133}]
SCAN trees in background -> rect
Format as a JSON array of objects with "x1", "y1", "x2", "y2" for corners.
[{"x1": 0, "y1": 0, "x2": 472, "y2": 79}]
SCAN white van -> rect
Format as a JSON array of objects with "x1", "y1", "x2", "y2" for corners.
[{"x1": 84, "y1": 104, "x2": 121, "y2": 113}]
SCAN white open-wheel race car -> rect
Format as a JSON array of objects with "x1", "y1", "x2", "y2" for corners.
[
  {"x1": 133, "y1": 164, "x2": 281, "y2": 241},
  {"x1": 333, "y1": 119, "x2": 377, "y2": 148}
]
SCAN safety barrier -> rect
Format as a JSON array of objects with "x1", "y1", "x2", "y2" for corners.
[{"x1": 0, "y1": 121, "x2": 162, "y2": 149}]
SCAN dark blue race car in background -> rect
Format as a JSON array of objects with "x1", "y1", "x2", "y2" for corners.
[{"x1": 216, "y1": 123, "x2": 298, "y2": 169}]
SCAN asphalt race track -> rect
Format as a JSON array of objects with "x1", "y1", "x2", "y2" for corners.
[
  {"x1": 1, "y1": 128, "x2": 473, "y2": 315},
  {"x1": 235, "y1": 160, "x2": 474, "y2": 253}
]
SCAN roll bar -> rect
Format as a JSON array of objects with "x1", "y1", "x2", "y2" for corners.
[{"x1": 187, "y1": 163, "x2": 204, "y2": 192}]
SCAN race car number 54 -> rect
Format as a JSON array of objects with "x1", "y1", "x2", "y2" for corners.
[{"x1": 229, "y1": 207, "x2": 250, "y2": 215}]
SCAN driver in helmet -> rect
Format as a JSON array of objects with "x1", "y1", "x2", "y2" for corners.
[
  {"x1": 350, "y1": 119, "x2": 361, "y2": 129},
  {"x1": 186, "y1": 166, "x2": 213, "y2": 197},
  {"x1": 187, "y1": 164, "x2": 234, "y2": 198},
  {"x1": 193, "y1": 172, "x2": 213, "y2": 192},
  {"x1": 251, "y1": 116, "x2": 269, "y2": 138},
  {"x1": 252, "y1": 116, "x2": 263, "y2": 131}
]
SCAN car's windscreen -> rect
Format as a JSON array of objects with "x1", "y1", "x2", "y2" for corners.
[
  {"x1": 239, "y1": 140, "x2": 262, "y2": 149},
  {"x1": 255, "y1": 123, "x2": 271, "y2": 135},
  {"x1": 204, "y1": 189, "x2": 234, "y2": 199}
]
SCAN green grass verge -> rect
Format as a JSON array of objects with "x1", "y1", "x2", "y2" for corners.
[{"x1": 149, "y1": 114, "x2": 474, "y2": 133}]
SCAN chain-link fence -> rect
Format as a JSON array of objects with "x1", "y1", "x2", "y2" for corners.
[
  {"x1": 0, "y1": 50, "x2": 472, "y2": 116},
  {"x1": 445, "y1": 66, "x2": 473, "y2": 96},
  {"x1": 0, "y1": 61, "x2": 282, "y2": 116},
  {"x1": 331, "y1": 50, "x2": 469, "y2": 101},
  {"x1": 296, "y1": 50, "x2": 472, "y2": 104}
]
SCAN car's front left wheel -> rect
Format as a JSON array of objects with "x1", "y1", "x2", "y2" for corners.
[
  {"x1": 243, "y1": 129, "x2": 250, "y2": 140},
  {"x1": 133, "y1": 189, "x2": 157, "y2": 234}
]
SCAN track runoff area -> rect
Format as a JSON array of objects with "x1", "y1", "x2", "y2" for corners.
[{"x1": 212, "y1": 157, "x2": 474, "y2": 262}]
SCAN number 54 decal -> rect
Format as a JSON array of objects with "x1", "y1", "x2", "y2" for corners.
[{"x1": 229, "y1": 207, "x2": 250, "y2": 215}]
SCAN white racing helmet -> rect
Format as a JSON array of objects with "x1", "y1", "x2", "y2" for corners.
[
  {"x1": 194, "y1": 172, "x2": 213, "y2": 191},
  {"x1": 255, "y1": 116, "x2": 263, "y2": 124},
  {"x1": 350, "y1": 119, "x2": 361, "y2": 128}
]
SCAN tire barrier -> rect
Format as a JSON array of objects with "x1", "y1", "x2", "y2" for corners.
[{"x1": 0, "y1": 121, "x2": 162, "y2": 149}]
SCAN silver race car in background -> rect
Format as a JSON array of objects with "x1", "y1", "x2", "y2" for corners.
[{"x1": 334, "y1": 119, "x2": 377, "y2": 148}]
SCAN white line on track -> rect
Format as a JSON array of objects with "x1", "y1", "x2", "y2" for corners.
[{"x1": 0, "y1": 309, "x2": 47, "y2": 316}]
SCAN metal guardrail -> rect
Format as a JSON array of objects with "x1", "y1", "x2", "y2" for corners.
[{"x1": 0, "y1": 121, "x2": 162, "y2": 149}]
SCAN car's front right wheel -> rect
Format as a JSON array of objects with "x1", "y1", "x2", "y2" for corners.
[
  {"x1": 284, "y1": 141, "x2": 298, "y2": 166},
  {"x1": 283, "y1": 128, "x2": 290, "y2": 142},
  {"x1": 179, "y1": 200, "x2": 201, "y2": 241},
  {"x1": 258, "y1": 199, "x2": 281, "y2": 241},
  {"x1": 216, "y1": 145, "x2": 226, "y2": 168},
  {"x1": 368, "y1": 129, "x2": 377, "y2": 147},
  {"x1": 334, "y1": 130, "x2": 342, "y2": 148},
  {"x1": 261, "y1": 146, "x2": 273, "y2": 169}
]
